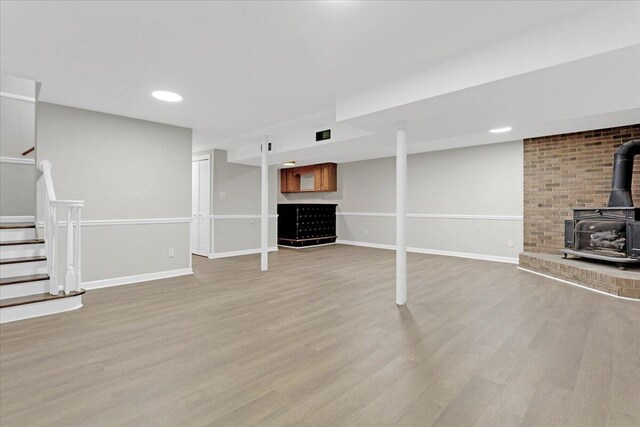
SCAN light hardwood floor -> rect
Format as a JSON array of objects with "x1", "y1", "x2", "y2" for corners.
[{"x1": 1, "y1": 244, "x2": 639, "y2": 426}]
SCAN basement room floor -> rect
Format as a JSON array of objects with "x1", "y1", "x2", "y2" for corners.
[{"x1": 1, "y1": 245, "x2": 639, "y2": 426}]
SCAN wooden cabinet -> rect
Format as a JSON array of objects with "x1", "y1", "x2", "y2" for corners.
[{"x1": 280, "y1": 163, "x2": 337, "y2": 193}]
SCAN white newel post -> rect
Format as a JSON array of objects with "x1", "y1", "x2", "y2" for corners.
[
  {"x1": 396, "y1": 123, "x2": 408, "y2": 306},
  {"x1": 39, "y1": 160, "x2": 84, "y2": 295},
  {"x1": 261, "y1": 137, "x2": 269, "y2": 271}
]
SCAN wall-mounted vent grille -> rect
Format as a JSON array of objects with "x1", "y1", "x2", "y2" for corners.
[{"x1": 316, "y1": 129, "x2": 331, "y2": 141}]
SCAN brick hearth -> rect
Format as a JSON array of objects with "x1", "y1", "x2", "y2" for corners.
[{"x1": 520, "y1": 252, "x2": 640, "y2": 299}]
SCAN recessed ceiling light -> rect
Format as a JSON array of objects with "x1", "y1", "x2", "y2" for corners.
[
  {"x1": 282, "y1": 161, "x2": 296, "y2": 166},
  {"x1": 490, "y1": 126, "x2": 512, "y2": 133},
  {"x1": 152, "y1": 90, "x2": 182, "y2": 102}
]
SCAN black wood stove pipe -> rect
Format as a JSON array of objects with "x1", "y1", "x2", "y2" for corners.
[{"x1": 608, "y1": 138, "x2": 640, "y2": 208}]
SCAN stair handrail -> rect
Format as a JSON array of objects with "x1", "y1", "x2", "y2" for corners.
[{"x1": 38, "y1": 160, "x2": 85, "y2": 296}]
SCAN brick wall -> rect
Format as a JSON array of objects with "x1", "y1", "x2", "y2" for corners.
[{"x1": 523, "y1": 124, "x2": 640, "y2": 254}]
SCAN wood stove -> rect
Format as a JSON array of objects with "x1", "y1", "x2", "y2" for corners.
[{"x1": 562, "y1": 139, "x2": 640, "y2": 268}]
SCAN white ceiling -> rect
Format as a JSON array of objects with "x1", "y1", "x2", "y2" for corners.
[
  {"x1": 1, "y1": 1, "x2": 638, "y2": 167},
  {"x1": 2, "y1": 2, "x2": 598, "y2": 132},
  {"x1": 229, "y1": 45, "x2": 640, "y2": 166}
]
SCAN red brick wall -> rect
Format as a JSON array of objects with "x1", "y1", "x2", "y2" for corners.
[{"x1": 523, "y1": 124, "x2": 640, "y2": 254}]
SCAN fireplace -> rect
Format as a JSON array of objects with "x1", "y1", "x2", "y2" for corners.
[{"x1": 562, "y1": 139, "x2": 640, "y2": 268}]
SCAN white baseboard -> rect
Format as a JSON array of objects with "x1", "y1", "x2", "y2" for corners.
[
  {"x1": 336, "y1": 240, "x2": 396, "y2": 251},
  {"x1": 83, "y1": 268, "x2": 193, "y2": 290},
  {"x1": 517, "y1": 267, "x2": 639, "y2": 302},
  {"x1": 336, "y1": 239, "x2": 518, "y2": 264},
  {"x1": 0, "y1": 215, "x2": 34, "y2": 223},
  {"x1": 209, "y1": 246, "x2": 278, "y2": 259}
]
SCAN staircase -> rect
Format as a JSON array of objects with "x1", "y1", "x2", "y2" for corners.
[
  {"x1": 0, "y1": 221, "x2": 84, "y2": 323},
  {"x1": 0, "y1": 161, "x2": 86, "y2": 323}
]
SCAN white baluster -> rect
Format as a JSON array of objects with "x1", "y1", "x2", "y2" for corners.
[
  {"x1": 64, "y1": 207, "x2": 75, "y2": 294},
  {"x1": 73, "y1": 207, "x2": 82, "y2": 292},
  {"x1": 49, "y1": 206, "x2": 58, "y2": 295}
]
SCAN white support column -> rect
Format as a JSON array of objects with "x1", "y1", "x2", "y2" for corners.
[
  {"x1": 261, "y1": 137, "x2": 269, "y2": 271},
  {"x1": 396, "y1": 123, "x2": 407, "y2": 305}
]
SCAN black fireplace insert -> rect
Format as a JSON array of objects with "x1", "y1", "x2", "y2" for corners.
[{"x1": 562, "y1": 139, "x2": 640, "y2": 268}]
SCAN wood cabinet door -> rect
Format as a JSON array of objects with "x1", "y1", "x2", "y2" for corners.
[
  {"x1": 287, "y1": 169, "x2": 300, "y2": 192},
  {"x1": 322, "y1": 163, "x2": 337, "y2": 191},
  {"x1": 280, "y1": 169, "x2": 288, "y2": 192},
  {"x1": 322, "y1": 164, "x2": 330, "y2": 191},
  {"x1": 314, "y1": 165, "x2": 323, "y2": 191}
]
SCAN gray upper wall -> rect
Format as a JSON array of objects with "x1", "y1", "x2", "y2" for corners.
[
  {"x1": 212, "y1": 149, "x2": 277, "y2": 215},
  {"x1": 36, "y1": 102, "x2": 192, "y2": 220},
  {"x1": 279, "y1": 141, "x2": 523, "y2": 216},
  {"x1": 1, "y1": 75, "x2": 37, "y2": 216},
  {"x1": 35, "y1": 103, "x2": 193, "y2": 281}
]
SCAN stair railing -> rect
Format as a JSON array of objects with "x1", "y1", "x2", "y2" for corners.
[{"x1": 39, "y1": 160, "x2": 85, "y2": 296}]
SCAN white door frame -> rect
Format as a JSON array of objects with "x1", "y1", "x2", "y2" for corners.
[{"x1": 192, "y1": 154, "x2": 211, "y2": 257}]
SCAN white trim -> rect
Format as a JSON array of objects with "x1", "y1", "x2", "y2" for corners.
[
  {"x1": 336, "y1": 212, "x2": 523, "y2": 221},
  {"x1": 517, "y1": 267, "x2": 640, "y2": 302},
  {"x1": 192, "y1": 154, "x2": 211, "y2": 162},
  {"x1": 0, "y1": 92, "x2": 35, "y2": 103},
  {"x1": 409, "y1": 246, "x2": 518, "y2": 264},
  {"x1": 278, "y1": 242, "x2": 337, "y2": 250},
  {"x1": 336, "y1": 240, "x2": 395, "y2": 251},
  {"x1": 337, "y1": 212, "x2": 395, "y2": 217},
  {"x1": 83, "y1": 268, "x2": 193, "y2": 290},
  {"x1": 211, "y1": 214, "x2": 278, "y2": 220},
  {"x1": 408, "y1": 213, "x2": 523, "y2": 221},
  {"x1": 36, "y1": 217, "x2": 192, "y2": 227},
  {"x1": 0, "y1": 295, "x2": 82, "y2": 324},
  {"x1": 336, "y1": 239, "x2": 518, "y2": 264},
  {"x1": 0, "y1": 216, "x2": 34, "y2": 223},
  {"x1": 0, "y1": 156, "x2": 35, "y2": 165},
  {"x1": 208, "y1": 246, "x2": 278, "y2": 259}
]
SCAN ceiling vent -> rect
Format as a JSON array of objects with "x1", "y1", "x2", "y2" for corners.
[{"x1": 316, "y1": 129, "x2": 331, "y2": 142}]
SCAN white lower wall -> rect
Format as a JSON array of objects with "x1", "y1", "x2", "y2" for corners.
[
  {"x1": 337, "y1": 214, "x2": 522, "y2": 262},
  {"x1": 44, "y1": 221, "x2": 192, "y2": 284},
  {"x1": 212, "y1": 216, "x2": 277, "y2": 255}
]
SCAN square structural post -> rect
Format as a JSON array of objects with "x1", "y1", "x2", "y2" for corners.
[
  {"x1": 396, "y1": 125, "x2": 407, "y2": 305},
  {"x1": 261, "y1": 138, "x2": 269, "y2": 271}
]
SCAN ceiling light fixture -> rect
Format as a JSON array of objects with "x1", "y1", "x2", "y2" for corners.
[
  {"x1": 152, "y1": 90, "x2": 182, "y2": 102},
  {"x1": 489, "y1": 126, "x2": 512, "y2": 133},
  {"x1": 282, "y1": 161, "x2": 296, "y2": 166}
]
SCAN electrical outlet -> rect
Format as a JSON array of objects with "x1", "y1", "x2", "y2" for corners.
[
  {"x1": 364, "y1": 229, "x2": 369, "y2": 235},
  {"x1": 219, "y1": 192, "x2": 226, "y2": 199},
  {"x1": 508, "y1": 240, "x2": 514, "y2": 248},
  {"x1": 168, "y1": 248, "x2": 175, "y2": 258}
]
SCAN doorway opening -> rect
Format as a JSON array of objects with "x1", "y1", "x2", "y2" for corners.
[{"x1": 191, "y1": 155, "x2": 211, "y2": 256}]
